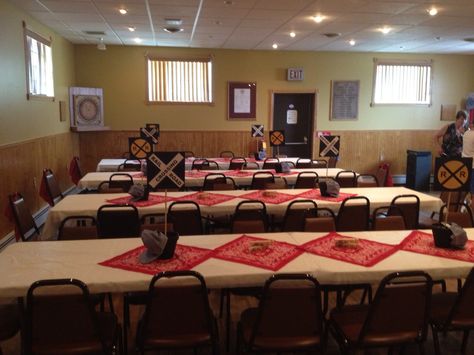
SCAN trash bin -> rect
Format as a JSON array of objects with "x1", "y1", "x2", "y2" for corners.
[{"x1": 406, "y1": 150, "x2": 432, "y2": 191}]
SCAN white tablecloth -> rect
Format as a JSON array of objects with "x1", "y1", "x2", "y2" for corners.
[
  {"x1": 96, "y1": 159, "x2": 140, "y2": 172},
  {"x1": 79, "y1": 169, "x2": 346, "y2": 189},
  {"x1": 41, "y1": 187, "x2": 442, "y2": 240},
  {"x1": 185, "y1": 157, "x2": 301, "y2": 170},
  {"x1": 0, "y1": 230, "x2": 471, "y2": 298}
]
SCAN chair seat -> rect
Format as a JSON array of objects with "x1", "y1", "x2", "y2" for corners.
[
  {"x1": 431, "y1": 292, "x2": 474, "y2": 328},
  {"x1": 32, "y1": 312, "x2": 118, "y2": 354},
  {"x1": 0, "y1": 303, "x2": 20, "y2": 340},
  {"x1": 331, "y1": 304, "x2": 421, "y2": 346},
  {"x1": 241, "y1": 308, "x2": 321, "y2": 351}
]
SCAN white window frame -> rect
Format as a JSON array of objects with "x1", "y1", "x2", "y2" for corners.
[
  {"x1": 371, "y1": 58, "x2": 432, "y2": 106},
  {"x1": 147, "y1": 57, "x2": 213, "y2": 104},
  {"x1": 23, "y1": 22, "x2": 54, "y2": 100}
]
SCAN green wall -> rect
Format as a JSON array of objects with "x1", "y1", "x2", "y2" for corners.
[
  {"x1": 0, "y1": 0, "x2": 75, "y2": 146},
  {"x1": 75, "y1": 44, "x2": 474, "y2": 132}
]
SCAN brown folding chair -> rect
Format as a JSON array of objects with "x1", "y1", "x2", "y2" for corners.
[
  {"x1": 58, "y1": 216, "x2": 98, "y2": 240},
  {"x1": 280, "y1": 200, "x2": 318, "y2": 232},
  {"x1": 336, "y1": 196, "x2": 370, "y2": 232},
  {"x1": 262, "y1": 157, "x2": 279, "y2": 170},
  {"x1": 294, "y1": 172, "x2": 319, "y2": 189},
  {"x1": 237, "y1": 274, "x2": 325, "y2": 354},
  {"x1": 372, "y1": 206, "x2": 407, "y2": 231},
  {"x1": 140, "y1": 213, "x2": 173, "y2": 233},
  {"x1": 335, "y1": 170, "x2": 357, "y2": 188},
  {"x1": 243, "y1": 162, "x2": 260, "y2": 170},
  {"x1": 389, "y1": 194, "x2": 420, "y2": 229},
  {"x1": 220, "y1": 150, "x2": 235, "y2": 158},
  {"x1": 264, "y1": 176, "x2": 288, "y2": 190},
  {"x1": 438, "y1": 202, "x2": 474, "y2": 227},
  {"x1": 42, "y1": 168, "x2": 64, "y2": 206},
  {"x1": 329, "y1": 271, "x2": 433, "y2": 354},
  {"x1": 295, "y1": 158, "x2": 312, "y2": 168},
  {"x1": 97, "y1": 204, "x2": 140, "y2": 238},
  {"x1": 168, "y1": 201, "x2": 205, "y2": 235},
  {"x1": 202, "y1": 173, "x2": 227, "y2": 191},
  {"x1": 430, "y1": 267, "x2": 474, "y2": 355},
  {"x1": 431, "y1": 190, "x2": 468, "y2": 219},
  {"x1": 8, "y1": 193, "x2": 40, "y2": 241},
  {"x1": 117, "y1": 159, "x2": 141, "y2": 171},
  {"x1": 108, "y1": 173, "x2": 134, "y2": 191},
  {"x1": 231, "y1": 200, "x2": 268, "y2": 233},
  {"x1": 25, "y1": 278, "x2": 122, "y2": 355},
  {"x1": 97, "y1": 181, "x2": 128, "y2": 193},
  {"x1": 250, "y1": 171, "x2": 274, "y2": 190},
  {"x1": 357, "y1": 174, "x2": 379, "y2": 187},
  {"x1": 312, "y1": 159, "x2": 328, "y2": 169},
  {"x1": 229, "y1": 157, "x2": 247, "y2": 170},
  {"x1": 135, "y1": 271, "x2": 218, "y2": 354},
  {"x1": 304, "y1": 207, "x2": 337, "y2": 232},
  {"x1": 0, "y1": 302, "x2": 20, "y2": 355}
]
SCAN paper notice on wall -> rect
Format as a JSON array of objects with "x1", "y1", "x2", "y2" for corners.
[
  {"x1": 287, "y1": 109, "x2": 297, "y2": 124},
  {"x1": 234, "y1": 88, "x2": 251, "y2": 113}
]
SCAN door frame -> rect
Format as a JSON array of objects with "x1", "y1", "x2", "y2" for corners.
[{"x1": 269, "y1": 90, "x2": 318, "y2": 158}]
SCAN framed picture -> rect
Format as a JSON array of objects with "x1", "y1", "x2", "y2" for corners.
[
  {"x1": 228, "y1": 82, "x2": 256, "y2": 120},
  {"x1": 330, "y1": 80, "x2": 359, "y2": 120}
]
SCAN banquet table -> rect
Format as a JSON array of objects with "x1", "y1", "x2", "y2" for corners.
[
  {"x1": 41, "y1": 187, "x2": 442, "y2": 240},
  {"x1": 96, "y1": 159, "x2": 140, "y2": 172},
  {"x1": 0, "y1": 230, "x2": 472, "y2": 298},
  {"x1": 79, "y1": 168, "x2": 346, "y2": 190}
]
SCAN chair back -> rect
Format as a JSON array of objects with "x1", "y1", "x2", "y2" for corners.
[
  {"x1": 372, "y1": 206, "x2": 406, "y2": 231},
  {"x1": 168, "y1": 201, "x2": 204, "y2": 235},
  {"x1": 358, "y1": 271, "x2": 432, "y2": 346},
  {"x1": 220, "y1": 150, "x2": 235, "y2": 158},
  {"x1": 250, "y1": 172, "x2": 274, "y2": 190},
  {"x1": 246, "y1": 274, "x2": 323, "y2": 350},
  {"x1": 335, "y1": 170, "x2": 357, "y2": 188},
  {"x1": 140, "y1": 213, "x2": 173, "y2": 233},
  {"x1": 282, "y1": 200, "x2": 318, "y2": 232},
  {"x1": 97, "y1": 204, "x2": 140, "y2": 238},
  {"x1": 295, "y1": 158, "x2": 312, "y2": 168},
  {"x1": 357, "y1": 174, "x2": 379, "y2": 187},
  {"x1": 108, "y1": 173, "x2": 134, "y2": 191},
  {"x1": 295, "y1": 172, "x2": 319, "y2": 189},
  {"x1": 118, "y1": 159, "x2": 141, "y2": 171},
  {"x1": 439, "y1": 191, "x2": 468, "y2": 212},
  {"x1": 25, "y1": 278, "x2": 113, "y2": 354},
  {"x1": 262, "y1": 157, "x2": 279, "y2": 170},
  {"x1": 439, "y1": 203, "x2": 474, "y2": 227},
  {"x1": 97, "y1": 181, "x2": 128, "y2": 193},
  {"x1": 312, "y1": 159, "x2": 328, "y2": 169},
  {"x1": 336, "y1": 196, "x2": 370, "y2": 232},
  {"x1": 43, "y1": 168, "x2": 64, "y2": 205},
  {"x1": 8, "y1": 193, "x2": 39, "y2": 241},
  {"x1": 304, "y1": 208, "x2": 336, "y2": 232},
  {"x1": 232, "y1": 200, "x2": 268, "y2": 233},
  {"x1": 375, "y1": 166, "x2": 388, "y2": 187},
  {"x1": 445, "y1": 267, "x2": 474, "y2": 327},
  {"x1": 229, "y1": 157, "x2": 247, "y2": 170},
  {"x1": 136, "y1": 271, "x2": 216, "y2": 352},
  {"x1": 58, "y1": 216, "x2": 98, "y2": 240},
  {"x1": 389, "y1": 194, "x2": 420, "y2": 229},
  {"x1": 264, "y1": 176, "x2": 288, "y2": 190},
  {"x1": 213, "y1": 177, "x2": 237, "y2": 191},
  {"x1": 243, "y1": 162, "x2": 260, "y2": 170},
  {"x1": 202, "y1": 173, "x2": 227, "y2": 191}
]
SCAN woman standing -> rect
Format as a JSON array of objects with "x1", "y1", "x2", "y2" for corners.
[{"x1": 434, "y1": 110, "x2": 467, "y2": 157}]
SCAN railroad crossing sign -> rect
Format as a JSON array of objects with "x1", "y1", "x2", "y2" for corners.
[
  {"x1": 129, "y1": 137, "x2": 153, "y2": 159},
  {"x1": 140, "y1": 124, "x2": 160, "y2": 144},
  {"x1": 434, "y1": 157, "x2": 472, "y2": 191},
  {"x1": 269, "y1": 130, "x2": 285, "y2": 146},
  {"x1": 319, "y1": 135, "x2": 340, "y2": 157},
  {"x1": 251, "y1": 124, "x2": 264, "y2": 137},
  {"x1": 147, "y1": 152, "x2": 185, "y2": 190}
]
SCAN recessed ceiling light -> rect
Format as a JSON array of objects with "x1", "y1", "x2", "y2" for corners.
[
  {"x1": 322, "y1": 32, "x2": 340, "y2": 38},
  {"x1": 379, "y1": 26, "x2": 392, "y2": 34},
  {"x1": 163, "y1": 27, "x2": 184, "y2": 33},
  {"x1": 464, "y1": 37, "x2": 474, "y2": 43},
  {"x1": 349, "y1": 39, "x2": 356, "y2": 46},
  {"x1": 134, "y1": 38, "x2": 142, "y2": 43},
  {"x1": 435, "y1": 36, "x2": 442, "y2": 41},
  {"x1": 224, "y1": 0, "x2": 233, "y2": 5},
  {"x1": 399, "y1": 46, "x2": 404, "y2": 50},
  {"x1": 312, "y1": 14, "x2": 325, "y2": 23},
  {"x1": 119, "y1": 8, "x2": 127, "y2": 15},
  {"x1": 290, "y1": 32, "x2": 296, "y2": 38},
  {"x1": 128, "y1": 26, "x2": 135, "y2": 32},
  {"x1": 272, "y1": 43, "x2": 278, "y2": 49},
  {"x1": 428, "y1": 7, "x2": 438, "y2": 16}
]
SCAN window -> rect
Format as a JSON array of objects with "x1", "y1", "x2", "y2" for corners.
[
  {"x1": 147, "y1": 57, "x2": 212, "y2": 103},
  {"x1": 372, "y1": 59, "x2": 432, "y2": 105},
  {"x1": 24, "y1": 22, "x2": 54, "y2": 99}
]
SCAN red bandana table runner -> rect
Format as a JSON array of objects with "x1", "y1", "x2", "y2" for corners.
[
  {"x1": 224, "y1": 170, "x2": 255, "y2": 178},
  {"x1": 185, "y1": 170, "x2": 210, "y2": 178},
  {"x1": 130, "y1": 172, "x2": 145, "y2": 178},
  {"x1": 173, "y1": 191, "x2": 237, "y2": 206},
  {"x1": 106, "y1": 194, "x2": 174, "y2": 207},
  {"x1": 301, "y1": 232, "x2": 398, "y2": 267},
  {"x1": 399, "y1": 230, "x2": 474, "y2": 263},
  {"x1": 275, "y1": 171, "x2": 299, "y2": 177},
  {"x1": 213, "y1": 235, "x2": 303, "y2": 271},
  {"x1": 240, "y1": 190, "x2": 296, "y2": 204},
  {"x1": 297, "y1": 189, "x2": 357, "y2": 202},
  {"x1": 99, "y1": 244, "x2": 213, "y2": 275}
]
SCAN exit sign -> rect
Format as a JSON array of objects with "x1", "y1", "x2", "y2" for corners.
[{"x1": 287, "y1": 68, "x2": 304, "y2": 81}]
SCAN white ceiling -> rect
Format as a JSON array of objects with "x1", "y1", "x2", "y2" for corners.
[{"x1": 11, "y1": 0, "x2": 474, "y2": 53}]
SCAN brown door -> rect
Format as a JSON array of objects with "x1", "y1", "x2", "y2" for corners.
[{"x1": 272, "y1": 92, "x2": 315, "y2": 158}]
